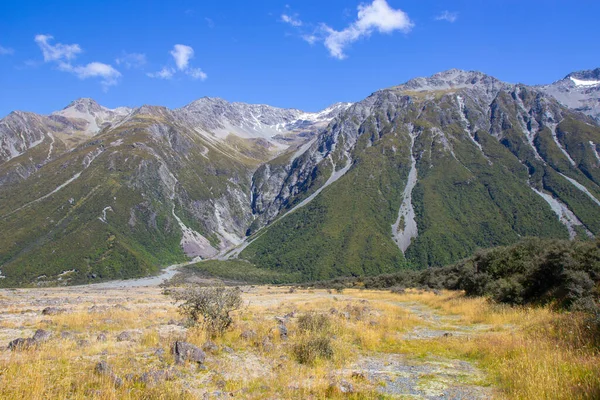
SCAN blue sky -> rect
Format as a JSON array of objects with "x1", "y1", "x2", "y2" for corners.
[{"x1": 0, "y1": 0, "x2": 599, "y2": 117}]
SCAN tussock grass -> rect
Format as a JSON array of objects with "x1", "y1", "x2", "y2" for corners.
[{"x1": 0, "y1": 287, "x2": 597, "y2": 399}]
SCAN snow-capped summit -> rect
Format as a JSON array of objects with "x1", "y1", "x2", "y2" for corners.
[
  {"x1": 539, "y1": 68, "x2": 600, "y2": 122},
  {"x1": 175, "y1": 97, "x2": 352, "y2": 141}
]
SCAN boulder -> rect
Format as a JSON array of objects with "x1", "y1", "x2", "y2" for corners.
[
  {"x1": 7, "y1": 337, "x2": 36, "y2": 351},
  {"x1": 116, "y1": 331, "x2": 133, "y2": 342},
  {"x1": 202, "y1": 341, "x2": 219, "y2": 354},
  {"x1": 94, "y1": 361, "x2": 123, "y2": 387},
  {"x1": 240, "y1": 330, "x2": 257, "y2": 340},
  {"x1": 171, "y1": 341, "x2": 206, "y2": 365},
  {"x1": 41, "y1": 307, "x2": 65, "y2": 316},
  {"x1": 32, "y1": 329, "x2": 52, "y2": 343}
]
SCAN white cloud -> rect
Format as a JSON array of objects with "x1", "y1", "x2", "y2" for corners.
[
  {"x1": 34, "y1": 34, "x2": 82, "y2": 62},
  {"x1": 147, "y1": 67, "x2": 175, "y2": 80},
  {"x1": 0, "y1": 45, "x2": 14, "y2": 55},
  {"x1": 115, "y1": 52, "x2": 147, "y2": 69},
  {"x1": 435, "y1": 11, "x2": 458, "y2": 23},
  {"x1": 34, "y1": 34, "x2": 121, "y2": 89},
  {"x1": 170, "y1": 44, "x2": 194, "y2": 70},
  {"x1": 187, "y1": 68, "x2": 208, "y2": 81},
  {"x1": 322, "y1": 0, "x2": 413, "y2": 59},
  {"x1": 148, "y1": 44, "x2": 207, "y2": 81},
  {"x1": 281, "y1": 14, "x2": 303, "y2": 27},
  {"x1": 205, "y1": 17, "x2": 215, "y2": 28},
  {"x1": 302, "y1": 35, "x2": 319, "y2": 45},
  {"x1": 60, "y1": 61, "x2": 121, "y2": 88}
]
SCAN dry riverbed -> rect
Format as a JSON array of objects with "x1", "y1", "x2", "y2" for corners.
[{"x1": 0, "y1": 285, "x2": 597, "y2": 399}]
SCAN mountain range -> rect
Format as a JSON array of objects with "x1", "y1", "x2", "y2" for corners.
[{"x1": 1, "y1": 68, "x2": 599, "y2": 286}]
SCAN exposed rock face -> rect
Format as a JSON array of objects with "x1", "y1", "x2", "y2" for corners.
[
  {"x1": 0, "y1": 69, "x2": 599, "y2": 286},
  {"x1": 0, "y1": 96, "x2": 348, "y2": 286},
  {"x1": 540, "y1": 68, "x2": 600, "y2": 122},
  {"x1": 234, "y1": 69, "x2": 600, "y2": 279}
]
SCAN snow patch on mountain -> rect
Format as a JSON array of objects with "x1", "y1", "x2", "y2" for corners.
[{"x1": 570, "y1": 77, "x2": 600, "y2": 87}]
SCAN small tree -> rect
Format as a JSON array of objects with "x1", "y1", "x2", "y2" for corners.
[{"x1": 170, "y1": 286, "x2": 243, "y2": 337}]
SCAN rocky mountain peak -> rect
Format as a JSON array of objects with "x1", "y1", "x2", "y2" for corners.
[
  {"x1": 392, "y1": 69, "x2": 505, "y2": 93},
  {"x1": 565, "y1": 68, "x2": 600, "y2": 83},
  {"x1": 539, "y1": 67, "x2": 600, "y2": 121},
  {"x1": 62, "y1": 98, "x2": 104, "y2": 114}
]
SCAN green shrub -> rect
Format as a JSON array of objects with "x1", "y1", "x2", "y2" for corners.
[
  {"x1": 292, "y1": 336, "x2": 334, "y2": 365},
  {"x1": 170, "y1": 286, "x2": 243, "y2": 337},
  {"x1": 297, "y1": 312, "x2": 330, "y2": 333}
]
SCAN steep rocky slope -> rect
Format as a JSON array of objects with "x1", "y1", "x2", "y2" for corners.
[
  {"x1": 540, "y1": 68, "x2": 600, "y2": 121},
  {"x1": 0, "y1": 98, "x2": 348, "y2": 286},
  {"x1": 224, "y1": 69, "x2": 600, "y2": 281},
  {"x1": 1, "y1": 68, "x2": 600, "y2": 286}
]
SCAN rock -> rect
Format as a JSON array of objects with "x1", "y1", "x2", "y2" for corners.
[
  {"x1": 154, "y1": 348, "x2": 165, "y2": 358},
  {"x1": 139, "y1": 368, "x2": 180, "y2": 385},
  {"x1": 32, "y1": 329, "x2": 52, "y2": 343},
  {"x1": 339, "y1": 380, "x2": 354, "y2": 393},
  {"x1": 77, "y1": 339, "x2": 90, "y2": 347},
  {"x1": 278, "y1": 324, "x2": 288, "y2": 340},
  {"x1": 88, "y1": 305, "x2": 109, "y2": 313},
  {"x1": 7, "y1": 337, "x2": 36, "y2": 351},
  {"x1": 171, "y1": 341, "x2": 206, "y2": 365},
  {"x1": 260, "y1": 337, "x2": 274, "y2": 352},
  {"x1": 351, "y1": 371, "x2": 366, "y2": 380},
  {"x1": 97, "y1": 333, "x2": 107, "y2": 342},
  {"x1": 202, "y1": 341, "x2": 219, "y2": 353},
  {"x1": 95, "y1": 361, "x2": 112, "y2": 375},
  {"x1": 443, "y1": 332, "x2": 453, "y2": 337},
  {"x1": 116, "y1": 331, "x2": 133, "y2": 342},
  {"x1": 222, "y1": 346, "x2": 234, "y2": 354},
  {"x1": 94, "y1": 361, "x2": 123, "y2": 387},
  {"x1": 41, "y1": 307, "x2": 65, "y2": 316},
  {"x1": 340, "y1": 312, "x2": 351, "y2": 320},
  {"x1": 60, "y1": 331, "x2": 74, "y2": 339},
  {"x1": 240, "y1": 330, "x2": 257, "y2": 340}
]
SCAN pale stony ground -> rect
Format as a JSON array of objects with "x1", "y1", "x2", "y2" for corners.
[{"x1": 0, "y1": 283, "x2": 497, "y2": 399}]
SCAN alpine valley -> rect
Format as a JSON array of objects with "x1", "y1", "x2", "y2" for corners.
[{"x1": 1, "y1": 69, "x2": 600, "y2": 287}]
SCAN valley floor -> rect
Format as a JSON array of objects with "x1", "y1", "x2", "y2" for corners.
[{"x1": 0, "y1": 284, "x2": 598, "y2": 399}]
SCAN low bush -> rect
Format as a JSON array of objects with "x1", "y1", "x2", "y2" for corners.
[
  {"x1": 307, "y1": 238, "x2": 600, "y2": 314},
  {"x1": 297, "y1": 312, "x2": 330, "y2": 333},
  {"x1": 292, "y1": 335, "x2": 334, "y2": 365},
  {"x1": 169, "y1": 286, "x2": 243, "y2": 337}
]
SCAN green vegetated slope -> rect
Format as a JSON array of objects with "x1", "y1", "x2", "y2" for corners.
[
  {"x1": 212, "y1": 85, "x2": 600, "y2": 283},
  {"x1": 310, "y1": 237, "x2": 600, "y2": 314},
  {"x1": 240, "y1": 117, "x2": 411, "y2": 281},
  {"x1": 3, "y1": 71, "x2": 600, "y2": 287},
  {"x1": 0, "y1": 112, "x2": 259, "y2": 287}
]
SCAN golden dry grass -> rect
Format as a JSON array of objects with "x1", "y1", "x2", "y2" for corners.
[{"x1": 0, "y1": 286, "x2": 597, "y2": 399}]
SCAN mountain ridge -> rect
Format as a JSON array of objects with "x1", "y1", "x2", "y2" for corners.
[{"x1": 1, "y1": 68, "x2": 599, "y2": 287}]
